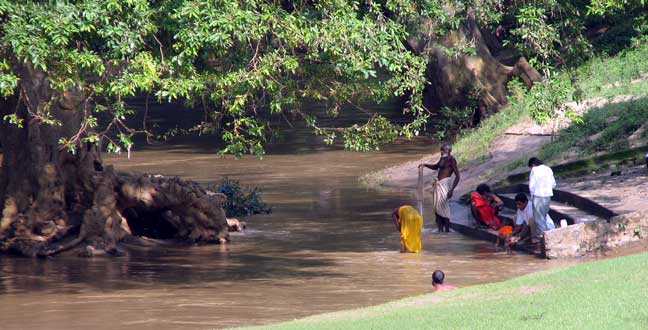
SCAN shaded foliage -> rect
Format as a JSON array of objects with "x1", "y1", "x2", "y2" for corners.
[
  {"x1": 0, "y1": 0, "x2": 433, "y2": 156},
  {"x1": 206, "y1": 178, "x2": 271, "y2": 217},
  {"x1": 0, "y1": 0, "x2": 645, "y2": 152}
]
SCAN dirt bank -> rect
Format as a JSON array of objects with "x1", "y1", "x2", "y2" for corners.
[
  {"x1": 363, "y1": 118, "x2": 648, "y2": 215},
  {"x1": 363, "y1": 118, "x2": 552, "y2": 197},
  {"x1": 557, "y1": 164, "x2": 648, "y2": 215}
]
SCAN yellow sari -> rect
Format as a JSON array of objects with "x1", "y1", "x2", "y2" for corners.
[{"x1": 398, "y1": 205, "x2": 423, "y2": 253}]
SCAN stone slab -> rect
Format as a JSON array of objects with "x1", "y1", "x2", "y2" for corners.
[{"x1": 544, "y1": 211, "x2": 648, "y2": 258}]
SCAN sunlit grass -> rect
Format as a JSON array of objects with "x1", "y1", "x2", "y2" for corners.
[
  {"x1": 238, "y1": 251, "x2": 648, "y2": 330},
  {"x1": 452, "y1": 103, "x2": 530, "y2": 166},
  {"x1": 539, "y1": 97, "x2": 648, "y2": 162},
  {"x1": 575, "y1": 43, "x2": 648, "y2": 98}
]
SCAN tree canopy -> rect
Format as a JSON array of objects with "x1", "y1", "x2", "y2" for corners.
[
  {"x1": 0, "y1": 0, "x2": 646, "y2": 155},
  {"x1": 1, "y1": 0, "x2": 432, "y2": 155}
]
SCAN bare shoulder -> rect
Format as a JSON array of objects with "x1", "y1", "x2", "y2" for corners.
[
  {"x1": 449, "y1": 156, "x2": 459, "y2": 169},
  {"x1": 435, "y1": 284, "x2": 457, "y2": 292}
]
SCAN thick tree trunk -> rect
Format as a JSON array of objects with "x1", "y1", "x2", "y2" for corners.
[
  {"x1": 407, "y1": 9, "x2": 541, "y2": 121},
  {"x1": 0, "y1": 65, "x2": 230, "y2": 257}
]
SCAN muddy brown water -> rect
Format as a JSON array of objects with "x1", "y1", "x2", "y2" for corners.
[{"x1": 1, "y1": 138, "x2": 576, "y2": 330}]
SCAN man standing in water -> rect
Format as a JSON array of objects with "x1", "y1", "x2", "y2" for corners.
[
  {"x1": 528, "y1": 157, "x2": 556, "y2": 241},
  {"x1": 419, "y1": 143, "x2": 461, "y2": 232}
]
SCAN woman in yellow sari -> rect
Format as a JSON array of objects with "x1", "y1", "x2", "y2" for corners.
[{"x1": 392, "y1": 205, "x2": 423, "y2": 253}]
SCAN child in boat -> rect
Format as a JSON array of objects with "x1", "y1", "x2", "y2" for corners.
[{"x1": 495, "y1": 218, "x2": 514, "y2": 255}]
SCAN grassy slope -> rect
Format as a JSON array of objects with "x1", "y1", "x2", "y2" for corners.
[
  {"x1": 240, "y1": 251, "x2": 648, "y2": 330},
  {"x1": 361, "y1": 44, "x2": 648, "y2": 186},
  {"x1": 455, "y1": 43, "x2": 648, "y2": 166},
  {"x1": 576, "y1": 43, "x2": 648, "y2": 98},
  {"x1": 537, "y1": 44, "x2": 648, "y2": 162},
  {"x1": 539, "y1": 98, "x2": 648, "y2": 161}
]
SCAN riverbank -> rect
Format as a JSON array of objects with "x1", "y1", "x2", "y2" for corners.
[
  {"x1": 361, "y1": 101, "x2": 648, "y2": 215},
  {"x1": 361, "y1": 43, "x2": 648, "y2": 214},
  {"x1": 238, "y1": 248, "x2": 648, "y2": 330},
  {"x1": 246, "y1": 45, "x2": 648, "y2": 330}
]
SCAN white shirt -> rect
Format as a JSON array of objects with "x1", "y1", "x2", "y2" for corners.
[
  {"x1": 529, "y1": 164, "x2": 556, "y2": 197},
  {"x1": 516, "y1": 201, "x2": 554, "y2": 227}
]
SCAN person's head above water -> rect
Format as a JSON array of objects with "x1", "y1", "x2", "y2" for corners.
[
  {"x1": 440, "y1": 143, "x2": 452, "y2": 158},
  {"x1": 432, "y1": 270, "x2": 445, "y2": 285},
  {"x1": 528, "y1": 157, "x2": 543, "y2": 168},
  {"x1": 514, "y1": 193, "x2": 528, "y2": 210},
  {"x1": 476, "y1": 183, "x2": 491, "y2": 195}
]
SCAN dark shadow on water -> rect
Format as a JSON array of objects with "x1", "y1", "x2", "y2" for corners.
[
  {"x1": 0, "y1": 251, "x2": 341, "y2": 294},
  {"x1": 128, "y1": 134, "x2": 435, "y2": 157}
]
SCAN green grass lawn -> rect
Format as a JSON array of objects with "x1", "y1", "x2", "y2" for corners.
[{"x1": 238, "y1": 251, "x2": 648, "y2": 330}]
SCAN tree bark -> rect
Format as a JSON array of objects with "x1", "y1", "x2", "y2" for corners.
[
  {"x1": 0, "y1": 64, "x2": 230, "y2": 257},
  {"x1": 406, "y1": 9, "x2": 541, "y2": 121}
]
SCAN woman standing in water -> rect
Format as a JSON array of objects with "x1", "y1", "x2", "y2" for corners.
[{"x1": 392, "y1": 205, "x2": 423, "y2": 253}]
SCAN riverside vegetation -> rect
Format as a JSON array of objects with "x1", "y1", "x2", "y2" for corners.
[
  {"x1": 433, "y1": 42, "x2": 648, "y2": 169},
  {"x1": 207, "y1": 178, "x2": 271, "y2": 217},
  {"x1": 346, "y1": 9, "x2": 648, "y2": 330}
]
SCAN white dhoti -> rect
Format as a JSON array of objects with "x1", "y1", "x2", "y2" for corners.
[{"x1": 431, "y1": 177, "x2": 452, "y2": 219}]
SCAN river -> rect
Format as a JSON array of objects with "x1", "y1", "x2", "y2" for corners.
[{"x1": 0, "y1": 135, "x2": 578, "y2": 330}]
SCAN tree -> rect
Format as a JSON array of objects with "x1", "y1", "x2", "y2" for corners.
[
  {"x1": 0, "y1": 0, "x2": 431, "y2": 256},
  {"x1": 1, "y1": 0, "x2": 643, "y2": 257}
]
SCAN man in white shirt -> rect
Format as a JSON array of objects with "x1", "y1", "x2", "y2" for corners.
[
  {"x1": 528, "y1": 157, "x2": 556, "y2": 240},
  {"x1": 513, "y1": 193, "x2": 553, "y2": 243}
]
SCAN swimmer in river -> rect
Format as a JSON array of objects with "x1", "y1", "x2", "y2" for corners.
[{"x1": 432, "y1": 270, "x2": 456, "y2": 292}]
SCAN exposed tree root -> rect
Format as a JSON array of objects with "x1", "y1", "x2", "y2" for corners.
[
  {"x1": 0, "y1": 165, "x2": 232, "y2": 257},
  {"x1": 0, "y1": 62, "x2": 238, "y2": 258}
]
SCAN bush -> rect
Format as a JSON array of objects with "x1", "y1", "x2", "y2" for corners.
[
  {"x1": 205, "y1": 178, "x2": 271, "y2": 217},
  {"x1": 526, "y1": 76, "x2": 576, "y2": 125}
]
